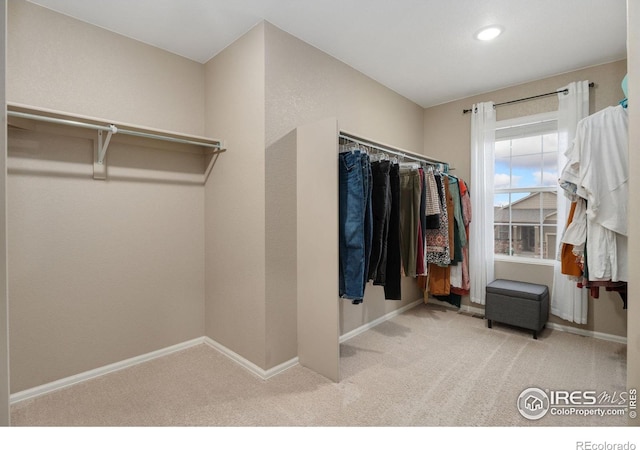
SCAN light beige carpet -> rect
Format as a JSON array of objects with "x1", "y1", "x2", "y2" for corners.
[{"x1": 10, "y1": 303, "x2": 627, "y2": 426}]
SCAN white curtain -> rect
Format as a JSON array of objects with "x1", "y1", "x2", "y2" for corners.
[
  {"x1": 469, "y1": 102, "x2": 496, "y2": 305},
  {"x1": 551, "y1": 81, "x2": 590, "y2": 323}
]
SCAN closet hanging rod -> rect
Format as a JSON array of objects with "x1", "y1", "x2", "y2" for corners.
[
  {"x1": 7, "y1": 110, "x2": 224, "y2": 150},
  {"x1": 462, "y1": 82, "x2": 595, "y2": 114},
  {"x1": 339, "y1": 132, "x2": 449, "y2": 167}
]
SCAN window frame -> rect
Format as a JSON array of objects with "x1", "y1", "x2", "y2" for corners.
[{"x1": 493, "y1": 111, "x2": 559, "y2": 265}]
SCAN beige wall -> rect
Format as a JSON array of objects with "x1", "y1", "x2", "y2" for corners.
[
  {"x1": 204, "y1": 24, "x2": 267, "y2": 368},
  {"x1": 7, "y1": 124, "x2": 206, "y2": 393},
  {"x1": 265, "y1": 24, "x2": 424, "y2": 151},
  {"x1": 0, "y1": 0, "x2": 8, "y2": 426},
  {"x1": 424, "y1": 60, "x2": 628, "y2": 338},
  {"x1": 7, "y1": 0, "x2": 205, "y2": 136},
  {"x1": 6, "y1": 2, "x2": 207, "y2": 392},
  {"x1": 627, "y1": 0, "x2": 640, "y2": 410},
  {"x1": 295, "y1": 119, "x2": 340, "y2": 381},
  {"x1": 264, "y1": 23, "x2": 426, "y2": 342},
  {"x1": 265, "y1": 131, "x2": 298, "y2": 368}
]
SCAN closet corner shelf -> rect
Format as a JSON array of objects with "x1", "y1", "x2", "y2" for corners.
[{"x1": 6, "y1": 103, "x2": 226, "y2": 181}]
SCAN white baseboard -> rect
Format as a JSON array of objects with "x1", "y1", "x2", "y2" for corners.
[
  {"x1": 11, "y1": 336, "x2": 300, "y2": 405},
  {"x1": 428, "y1": 297, "x2": 627, "y2": 344},
  {"x1": 8, "y1": 300, "x2": 432, "y2": 404},
  {"x1": 458, "y1": 303, "x2": 486, "y2": 316},
  {"x1": 545, "y1": 322, "x2": 627, "y2": 344},
  {"x1": 10, "y1": 337, "x2": 205, "y2": 404},
  {"x1": 339, "y1": 299, "x2": 423, "y2": 343},
  {"x1": 202, "y1": 337, "x2": 299, "y2": 380}
]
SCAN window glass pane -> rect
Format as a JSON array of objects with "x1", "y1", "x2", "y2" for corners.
[
  {"x1": 540, "y1": 152, "x2": 557, "y2": 186},
  {"x1": 494, "y1": 140, "x2": 511, "y2": 159},
  {"x1": 543, "y1": 225, "x2": 557, "y2": 260},
  {"x1": 493, "y1": 117, "x2": 558, "y2": 260},
  {"x1": 494, "y1": 193, "x2": 510, "y2": 207},
  {"x1": 511, "y1": 225, "x2": 538, "y2": 258},
  {"x1": 542, "y1": 132, "x2": 558, "y2": 153},
  {"x1": 510, "y1": 135, "x2": 541, "y2": 158},
  {"x1": 511, "y1": 155, "x2": 539, "y2": 188},
  {"x1": 494, "y1": 194, "x2": 511, "y2": 255},
  {"x1": 494, "y1": 224, "x2": 511, "y2": 255},
  {"x1": 494, "y1": 160, "x2": 511, "y2": 189},
  {"x1": 494, "y1": 140, "x2": 511, "y2": 188}
]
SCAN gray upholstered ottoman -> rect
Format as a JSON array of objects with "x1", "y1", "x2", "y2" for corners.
[{"x1": 486, "y1": 279, "x2": 549, "y2": 339}]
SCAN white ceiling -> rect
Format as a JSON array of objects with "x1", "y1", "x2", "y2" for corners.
[{"x1": 26, "y1": 0, "x2": 628, "y2": 108}]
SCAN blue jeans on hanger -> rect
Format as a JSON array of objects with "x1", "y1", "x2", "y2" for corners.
[{"x1": 339, "y1": 151, "x2": 372, "y2": 303}]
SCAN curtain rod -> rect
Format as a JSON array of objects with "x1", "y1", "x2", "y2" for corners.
[
  {"x1": 462, "y1": 82, "x2": 595, "y2": 114},
  {"x1": 339, "y1": 132, "x2": 450, "y2": 168}
]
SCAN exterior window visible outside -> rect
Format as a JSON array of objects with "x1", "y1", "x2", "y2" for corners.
[{"x1": 494, "y1": 113, "x2": 558, "y2": 260}]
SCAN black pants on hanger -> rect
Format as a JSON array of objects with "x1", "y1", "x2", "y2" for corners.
[
  {"x1": 383, "y1": 163, "x2": 402, "y2": 300},
  {"x1": 368, "y1": 160, "x2": 391, "y2": 283}
]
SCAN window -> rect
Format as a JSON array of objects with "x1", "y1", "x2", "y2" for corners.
[{"x1": 493, "y1": 112, "x2": 558, "y2": 261}]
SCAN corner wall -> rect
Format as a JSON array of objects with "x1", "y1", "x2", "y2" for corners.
[
  {"x1": 204, "y1": 23, "x2": 267, "y2": 368},
  {"x1": 205, "y1": 21, "x2": 431, "y2": 371},
  {"x1": 423, "y1": 60, "x2": 628, "y2": 339}
]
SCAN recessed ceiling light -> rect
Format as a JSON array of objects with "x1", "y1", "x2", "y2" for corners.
[{"x1": 475, "y1": 25, "x2": 504, "y2": 41}]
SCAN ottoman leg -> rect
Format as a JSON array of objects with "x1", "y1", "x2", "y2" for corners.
[
  {"x1": 533, "y1": 330, "x2": 537, "y2": 340},
  {"x1": 487, "y1": 319, "x2": 492, "y2": 329}
]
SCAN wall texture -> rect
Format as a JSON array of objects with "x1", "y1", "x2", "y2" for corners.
[
  {"x1": 265, "y1": 131, "x2": 298, "y2": 369},
  {"x1": 423, "y1": 60, "x2": 628, "y2": 338},
  {"x1": 6, "y1": 1, "x2": 207, "y2": 392},
  {"x1": 7, "y1": 0, "x2": 205, "y2": 136},
  {"x1": 7, "y1": 125, "x2": 206, "y2": 393},
  {"x1": 204, "y1": 23, "x2": 267, "y2": 368},
  {"x1": 264, "y1": 23, "x2": 426, "y2": 343}
]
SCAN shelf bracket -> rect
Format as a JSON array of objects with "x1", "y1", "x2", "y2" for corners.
[
  {"x1": 97, "y1": 125, "x2": 118, "y2": 165},
  {"x1": 93, "y1": 125, "x2": 117, "y2": 180}
]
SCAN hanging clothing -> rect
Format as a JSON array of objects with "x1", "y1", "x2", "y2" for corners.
[
  {"x1": 560, "y1": 201, "x2": 584, "y2": 278},
  {"x1": 338, "y1": 138, "x2": 456, "y2": 304},
  {"x1": 425, "y1": 170, "x2": 441, "y2": 229},
  {"x1": 382, "y1": 163, "x2": 402, "y2": 300},
  {"x1": 425, "y1": 173, "x2": 450, "y2": 265},
  {"x1": 428, "y1": 264, "x2": 450, "y2": 296},
  {"x1": 421, "y1": 174, "x2": 471, "y2": 307},
  {"x1": 448, "y1": 177, "x2": 467, "y2": 250},
  {"x1": 450, "y1": 177, "x2": 471, "y2": 297},
  {"x1": 399, "y1": 166, "x2": 421, "y2": 278},
  {"x1": 563, "y1": 105, "x2": 628, "y2": 236},
  {"x1": 459, "y1": 179, "x2": 472, "y2": 292},
  {"x1": 443, "y1": 177, "x2": 457, "y2": 264},
  {"x1": 368, "y1": 160, "x2": 392, "y2": 284},
  {"x1": 559, "y1": 105, "x2": 629, "y2": 283},
  {"x1": 339, "y1": 150, "x2": 371, "y2": 302},
  {"x1": 416, "y1": 168, "x2": 427, "y2": 276}
]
